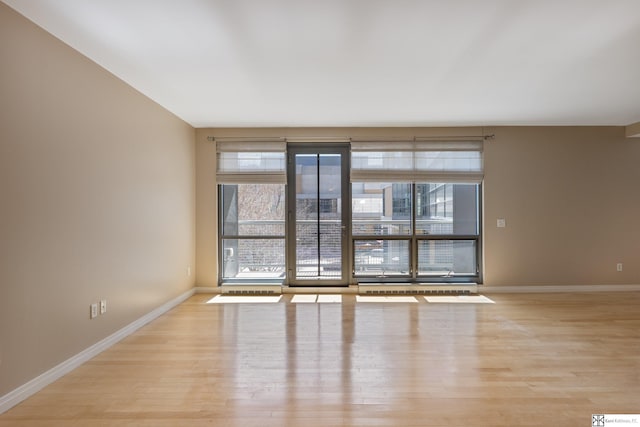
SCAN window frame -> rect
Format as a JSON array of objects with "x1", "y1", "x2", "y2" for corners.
[
  {"x1": 351, "y1": 182, "x2": 482, "y2": 283},
  {"x1": 218, "y1": 183, "x2": 287, "y2": 284}
]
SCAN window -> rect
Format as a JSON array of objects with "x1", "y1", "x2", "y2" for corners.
[
  {"x1": 351, "y1": 138, "x2": 482, "y2": 282},
  {"x1": 216, "y1": 139, "x2": 287, "y2": 283},
  {"x1": 215, "y1": 137, "x2": 482, "y2": 285},
  {"x1": 415, "y1": 183, "x2": 479, "y2": 278},
  {"x1": 352, "y1": 182, "x2": 480, "y2": 280},
  {"x1": 220, "y1": 184, "x2": 286, "y2": 281}
]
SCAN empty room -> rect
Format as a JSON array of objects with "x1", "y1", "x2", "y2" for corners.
[{"x1": 1, "y1": 1, "x2": 640, "y2": 426}]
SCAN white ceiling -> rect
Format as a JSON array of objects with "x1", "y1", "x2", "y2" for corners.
[{"x1": 4, "y1": 0, "x2": 640, "y2": 128}]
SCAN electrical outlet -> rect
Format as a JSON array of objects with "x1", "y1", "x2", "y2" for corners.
[
  {"x1": 497, "y1": 218, "x2": 506, "y2": 228},
  {"x1": 100, "y1": 300, "x2": 107, "y2": 314},
  {"x1": 90, "y1": 303, "x2": 98, "y2": 319},
  {"x1": 617, "y1": 263, "x2": 623, "y2": 272}
]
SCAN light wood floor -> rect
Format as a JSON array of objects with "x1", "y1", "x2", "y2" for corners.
[{"x1": 2, "y1": 292, "x2": 640, "y2": 426}]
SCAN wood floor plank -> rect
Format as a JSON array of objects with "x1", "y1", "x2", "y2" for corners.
[{"x1": 2, "y1": 292, "x2": 640, "y2": 426}]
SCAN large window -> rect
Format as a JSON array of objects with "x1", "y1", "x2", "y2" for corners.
[
  {"x1": 350, "y1": 138, "x2": 482, "y2": 282},
  {"x1": 215, "y1": 137, "x2": 482, "y2": 285},
  {"x1": 352, "y1": 182, "x2": 480, "y2": 281}
]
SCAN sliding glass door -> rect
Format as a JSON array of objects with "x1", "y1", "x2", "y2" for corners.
[{"x1": 287, "y1": 144, "x2": 350, "y2": 286}]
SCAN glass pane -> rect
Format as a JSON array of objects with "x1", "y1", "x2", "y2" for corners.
[
  {"x1": 218, "y1": 152, "x2": 285, "y2": 173},
  {"x1": 319, "y1": 154, "x2": 342, "y2": 277},
  {"x1": 295, "y1": 154, "x2": 342, "y2": 279},
  {"x1": 415, "y1": 183, "x2": 478, "y2": 235},
  {"x1": 352, "y1": 182, "x2": 411, "y2": 235},
  {"x1": 354, "y1": 240, "x2": 410, "y2": 277},
  {"x1": 296, "y1": 154, "x2": 318, "y2": 277},
  {"x1": 221, "y1": 184, "x2": 285, "y2": 236},
  {"x1": 417, "y1": 240, "x2": 477, "y2": 276},
  {"x1": 222, "y1": 238, "x2": 285, "y2": 279}
]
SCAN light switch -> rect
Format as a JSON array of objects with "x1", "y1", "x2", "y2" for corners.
[{"x1": 497, "y1": 218, "x2": 506, "y2": 228}]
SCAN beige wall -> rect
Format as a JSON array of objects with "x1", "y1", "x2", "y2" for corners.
[
  {"x1": 0, "y1": 3, "x2": 195, "y2": 397},
  {"x1": 483, "y1": 126, "x2": 640, "y2": 285},
  {"x1": 196, "y1": 126, "x2": 640, "y2": 288}
]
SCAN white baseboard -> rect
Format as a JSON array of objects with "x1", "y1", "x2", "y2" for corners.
[
  {"x1": 481, "y1": 284, "x2": 640, "y2": 293},
  {"x1": 194, "y1": 286, "x2": 221, "y2": 294},
  {"x1": 195, "y1": 283, "x2": 640, "y2": 294},
  {"x1": 0, "y1": 288, "x2": 195, "y2": 415}
]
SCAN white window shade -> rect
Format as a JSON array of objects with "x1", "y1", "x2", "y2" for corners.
[
  {"x1": 415, "y1": 151, "x2": 482, "y2": 172},
  {"x1": 216, "y1": 139, "x2": 287, "y2": 184},
  {"x1": 351, "y1": 139, "x2": 483, "y2": 183},
  {"x1": 351, "y1": 151, "x2": 414, "y2": 171}
]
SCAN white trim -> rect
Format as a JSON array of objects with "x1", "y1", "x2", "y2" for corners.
[
  {"x1": 0, "y1": 288, "x2": 195, "y2": 415},
  {"x1": 481, "y1": 284, "x2": 640, "y2": 293},
  {"x1": 196, "y1": 284, "x2": 640, "y2": 294}
]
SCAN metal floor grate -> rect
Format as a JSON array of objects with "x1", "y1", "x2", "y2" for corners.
[
  {"x1": 224, "y1": 289, "x2": 277, "y2": 295},
  {"x1": 363, "y1": 289, "x2": 472, "y2": 295}
]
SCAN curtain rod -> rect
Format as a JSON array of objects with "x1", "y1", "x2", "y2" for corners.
[{"x1": 208, "y1": 135, "x2": 494, "y2": 142}]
